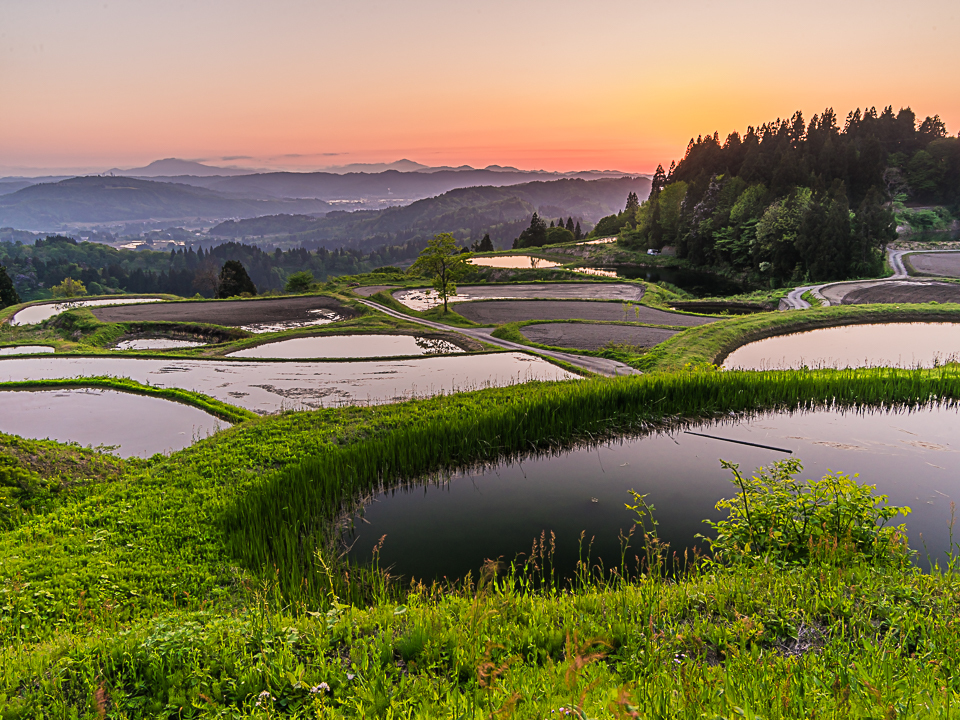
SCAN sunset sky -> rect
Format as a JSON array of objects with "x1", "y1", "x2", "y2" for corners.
[{"x1": 2, "y1": 0, "x2": 958, "y2": 176}]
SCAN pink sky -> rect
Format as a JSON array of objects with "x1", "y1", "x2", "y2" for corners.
[{"x1": 2, "y1": 0, "x2": 958, "y2": 175}]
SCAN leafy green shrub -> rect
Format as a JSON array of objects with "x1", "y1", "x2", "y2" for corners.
[
  {"x1": 701, "y1": 459, "x2": 912, "y2": 567},
  {"x1": 284, "y1": 270, "x2": 314, "y2": 293}
]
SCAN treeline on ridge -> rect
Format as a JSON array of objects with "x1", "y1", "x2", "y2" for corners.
[
  {"x1": 0, "y1": 235, "x2": 429, "y2": 302},
  {"x1": 594, "y1": 107, "x2": 960, "y2": 283}
]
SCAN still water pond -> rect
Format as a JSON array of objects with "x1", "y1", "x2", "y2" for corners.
[
  {"x1": 11, "y1": 297, "x2": 165, "y2": 325},
  {"x1": 575, "y1": 266, "x2": 744, "y2": 297},
  {"x1": 0, "y1": 389, "x2": 228, "y2": 457},
  {"x1": 0, "y1": 346, "x2": 54, "y2": 356},
  {"x1": 228, "y1": 334, "x2": 463, "y2": 359},
  {"x1": 723, "y1": 323, "x2": 960, "y2": 370},
  {"x1": 468, "y1": 256, "x2": 560, "y2": 270},
  {"x1": 0, "y1": 354, "x2": 575, "y2": 413},
  {"x1": 346, "y1": 405, "x2": 960, "y2": 580}
]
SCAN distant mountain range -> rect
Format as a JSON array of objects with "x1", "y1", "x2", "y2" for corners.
[
  {"x1": 208, "y1": 176, "x2": 652, "y2": 251},
  {"x1": 0, "y1": 176, "x2": 332, "y2": 230},
  {"x1": 0, "y1": 161, "x2": 650, "y2": 240}
]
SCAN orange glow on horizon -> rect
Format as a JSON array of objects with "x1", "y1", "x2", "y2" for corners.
[{"x1": 2, "y1": 1, "x2": 958, "y2": 176}]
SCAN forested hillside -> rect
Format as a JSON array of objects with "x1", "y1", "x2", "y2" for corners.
[
  {"x1": 209, "y1": 176, "x2": 650, "y2": 251},
  {"x1": 607, "y1": 107, "x2": 959, "y2": 282},
  {"x1": 0, "y1": 235, "x2": 422, "y2": 301}
]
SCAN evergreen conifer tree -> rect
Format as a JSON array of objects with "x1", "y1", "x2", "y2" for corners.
[
  {"x1": 565, "y1": 217, "x2": 574, "y2": 233},
  {"x1": 574, "y1": 221, "x2": 582, "y2": 241},
  {"x1": 0, "y1": 265, "x2": 21, "y2": 309},
  {"x1": 216, "y1": 260, "x2": 257, "y2": 298}
]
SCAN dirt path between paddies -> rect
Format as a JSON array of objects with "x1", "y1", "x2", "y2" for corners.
[{"x1": 356, "y1": 299, "x2": 641, "y2": 377}]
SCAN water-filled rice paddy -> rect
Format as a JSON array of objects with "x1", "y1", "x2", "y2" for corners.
[
  {"x1": 394, "y1": 282, "x2": 644, "y2": 311},
  {"x1": 574, "y1": 266, "x2": 744, "y2": 296},
  {"x1": 723, "y1": 323, "x2": 960, "y2": 370},
  {"x1": 11, "y1": 297, "x2": 165, "y2": 325},
  {"x1": 0, "y1": 354, "x2": 575, "y2": 413},
  {"x1": 467, "y1": 255, "x2": 560, "y2": 269},
  {"x1": 0, "y1": 346, "x2": 54, "y2": 356},
  {"x1": 0, "y1": 388, "x2": 228, "y2": 457},
  {"x1": 115, "y1": 338, "x2": 205, "y2": 351},
  {"x1": 346, "y1": 405, "x2": 960, "y2": 580},
  {"x1": 228, "y1": 334, "x2": 463, "y2": 359}
]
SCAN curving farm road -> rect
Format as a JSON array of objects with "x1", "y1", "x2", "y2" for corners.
[
  {"x1": 780, "y1": 247, "x2": 960, "y2": 310},
  {"x1": 357, "y1": 299, "x2": 642, "y2": 377}
]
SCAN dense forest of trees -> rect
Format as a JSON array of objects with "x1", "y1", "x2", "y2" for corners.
[
  {"x1": 602, "y1": 107, "x2": 960, "y2": 283},
  {"x1": 0, "y1": 235, "x2": 433, "y2": 302}
]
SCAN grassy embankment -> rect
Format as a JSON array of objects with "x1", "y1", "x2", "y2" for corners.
[
  {"x1": 641, "y1": 303, "x2": 960, "y2": 372},
  {"x1": 6, "y1": 367, "x2": 960, "y2": 715}
]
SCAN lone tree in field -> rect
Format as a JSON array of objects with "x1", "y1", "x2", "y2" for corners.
[
  {"x1": 408, "y1": 232, "x2": 471, "y2": 312},
  {"x1": 50, "y1": 277, "x2": 87, "y2": 299},
  {"x1": 285, "y1": 271, "x2": 314, "y2": 294},
  {"x1": 217, "y1": 260, "x2": 257, "y2": 298},
  {"x1": 0, "y1": 265, "x2": 21, "y2": 309}
]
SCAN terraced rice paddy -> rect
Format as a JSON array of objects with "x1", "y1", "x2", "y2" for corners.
[
  {"x1": 346, "y1": 404, "x2": 960, "y2": 580},
  {"x1": 115, "y1": 338, "x2": 205, "y2": 350},
  {"x1": 0, "y1": 353, "x2": 575, "y2": 413},
  {"x1": 519, "y1": 323, "x2": 678, "y2": 350},
  {"x1": 10, "y1": 297, "x2": 165, "y2": 325},
  {"x1": 454, "y1": 299, "x2": 718, "y2": 326},
  {"x1": 227, "y1": 334, "x2": 463, "y2": 359},
  {"x1": 467, "y1": 255, "x2": 560, "y2": 269},
  {"x1": 394, "y1": 282, "x2": 644, "y2": 311},
  {"x1": 723, "y1": 322, "x2": 960, "y2": 369},
  {"x1": 0, "y1": 388, "x2": 228, "y2": 457},
  {"x1": 0, "y1": 346, "x2": 54, "y2": 355}
]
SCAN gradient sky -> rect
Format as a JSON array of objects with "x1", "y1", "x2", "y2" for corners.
[{"x1": 2, "y1": 0, "x2": 958, "y2": 175}]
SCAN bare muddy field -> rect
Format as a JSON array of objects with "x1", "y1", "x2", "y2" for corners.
[
  {"x1": 520, "y1": 322, "x2": 678, "y2": 350},
  {"x1": 0, "y1": 353, "x2": 575, "y2": 413},
  {"x1": 454, "y1": 300, "x2": 718, "y2": 326},
  {"x1": 394, "y1": 282, "x2": 644, "y2": 311},
  {"x1": 907, "y1": 253, "x2": 960, "y2": 278},
  {"x1": 93, "y1": 295, "x2": 357, "y2": 330},
  {"x1": 840, "y1": 281, "x2": 960, "y2": 305}
]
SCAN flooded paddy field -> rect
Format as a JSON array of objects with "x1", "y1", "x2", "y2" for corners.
[
  {"x1": 454, "y1": 300, "x2": 719, "y2": 327},
  {"x1": 0, "y1": 346, "x2": 54, "y2": 356},
  {"x1": 519, "y1": 323, "x2": 678, "y2": 350},
  {"x1": 92, "y1": 295, "x2": 356, "y2": 332},
  {"x1": 0, "y1": 353, "x2": 576, "y2": 413},
  {"x1": 228, "y1": 334, "x2": 463, "y2": 359},
  {"x1": 467, "y1": 255, "x2": 560, "y2": 269},
  {"x1": 394, "y1": 282, "x2": 644, "y2": 311},
  {"x1": 346, "y1": 405, "x2": 960, "y2": 580},
  {"x1": 115, "y1": 338, "x2": 205, "y2": 351},
  {"x1": 11, "y1": 297, "x2": 165, "y2": 325},
  {"x1": 723, "y1": 322, "x2": 960, "y2": 369},
  {"x1": 0, "y1": 388, "x2": 228, "y2": 457}
]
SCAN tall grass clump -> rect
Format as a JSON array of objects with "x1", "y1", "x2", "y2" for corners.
[{"x1": 225, "y1": 365, "x2": 960, "y2": 606}]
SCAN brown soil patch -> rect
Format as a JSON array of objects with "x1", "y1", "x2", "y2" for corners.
[
  {"x1": 906, "y1": 253, "x2": 960, "y2": 278},
  {"x1": 520, "y1": 323, "x2": 679, "y2": 350},
  {"x1": 93, "y1": 296, "x2": 357, "y2": 327},
  {"x1": 454, "y1": 300, "x2": 717, "y2": 326},
  {"x1": 841, "y1": 283, "x2": 960, "y2": 305}
]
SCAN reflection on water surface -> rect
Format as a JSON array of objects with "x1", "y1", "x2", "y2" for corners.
[
  {"x1": 228, "y1": 334, "x2": 462, "y2": 359},
  {"x1": 0, "y1": 388, "x2": 227, "y2": 457},
  {"x1": 723, "y1": 323, "x2": 960, "y2": 369},
  {"x1": 346, "y1": 405, "x2": 960, "y2": 580}
]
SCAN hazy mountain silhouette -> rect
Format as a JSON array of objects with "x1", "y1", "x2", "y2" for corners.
[{"x1": 0, "y1": 176, "x2": 330, "y2": 230}]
